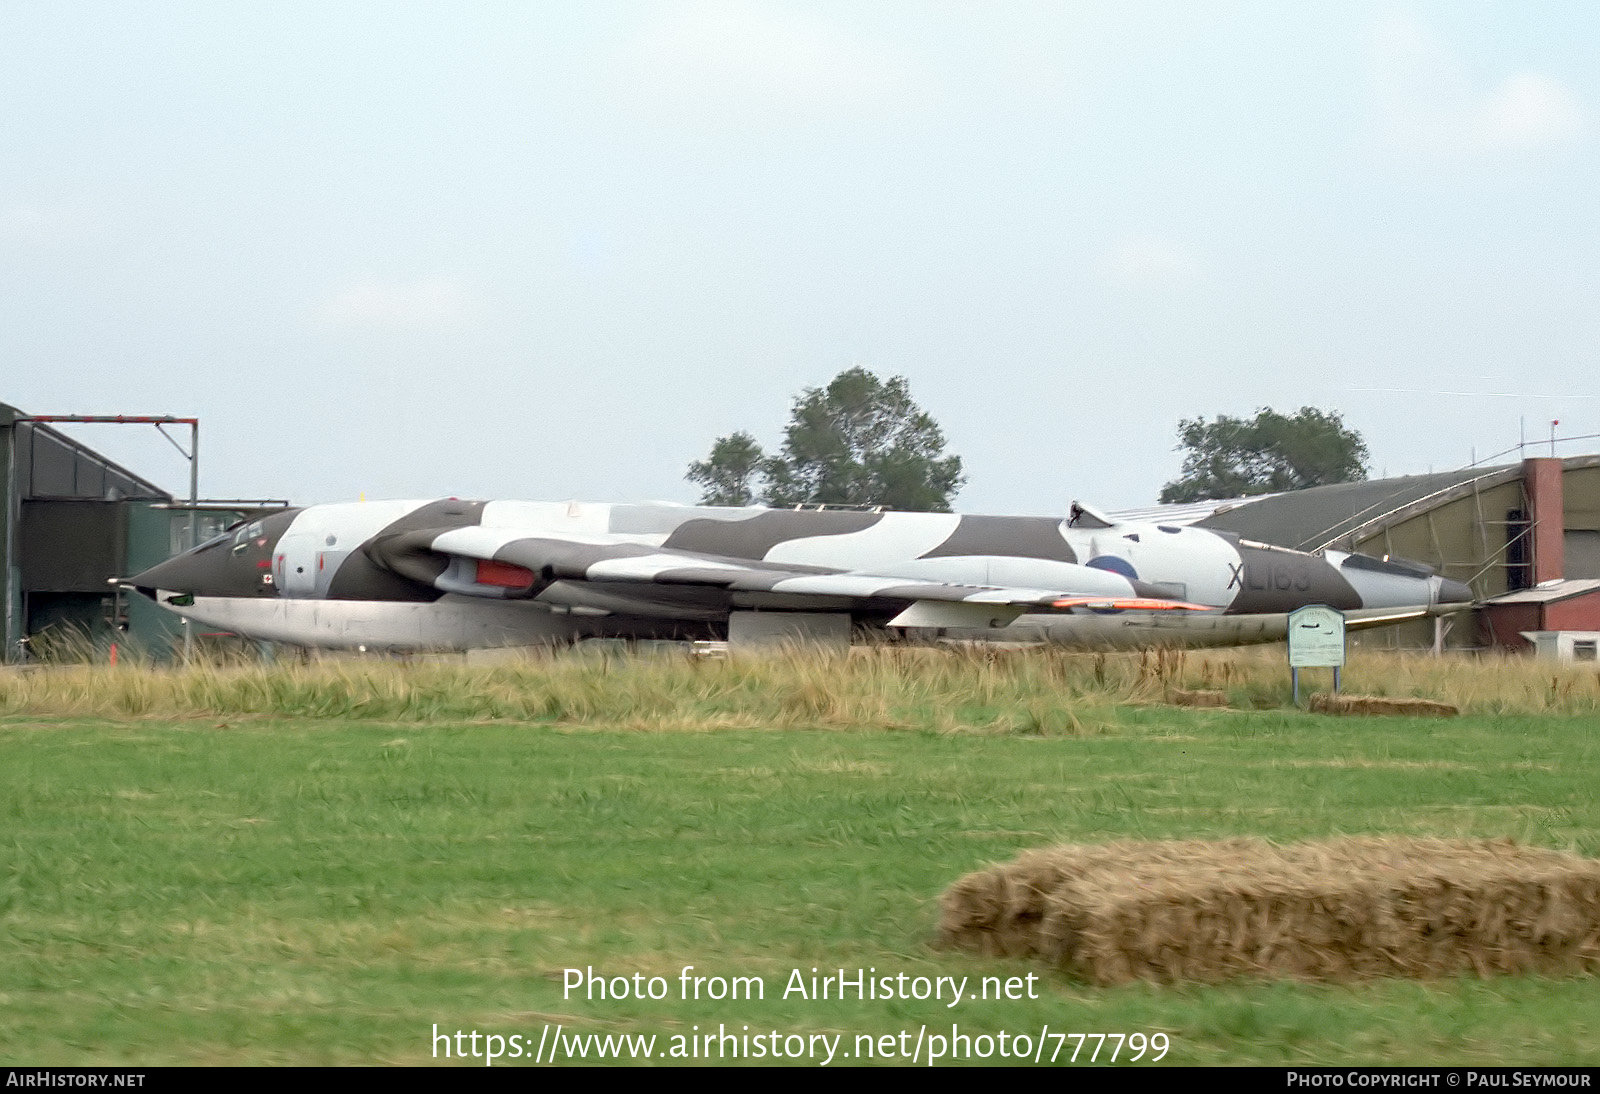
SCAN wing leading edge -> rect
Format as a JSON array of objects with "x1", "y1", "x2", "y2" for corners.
[{"x1": 363, "y1": 525, "x2": 1217, "y2": 625}]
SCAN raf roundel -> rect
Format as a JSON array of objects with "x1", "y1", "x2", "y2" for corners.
[{"x1": 1085, "y1": 555, "x2": 1139, "y2": 581}]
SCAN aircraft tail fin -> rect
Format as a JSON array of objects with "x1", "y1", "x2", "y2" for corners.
[{"x1": 1066, "y1": 501, "x2": 1116, "y2": 529}]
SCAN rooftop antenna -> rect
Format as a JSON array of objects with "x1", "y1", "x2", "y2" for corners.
[{"x1": 1551, "y1": 419, "x2": 1559, "y2": 457}]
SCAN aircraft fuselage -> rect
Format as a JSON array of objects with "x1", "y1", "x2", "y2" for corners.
[{"x1": 132, "y1": 499, "x2": 1473, "y2": 650}]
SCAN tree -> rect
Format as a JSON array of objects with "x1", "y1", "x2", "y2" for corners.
[
  {"x1": 685, "y1": 431, "x2": 764, "y2": 506},
  {"x1": 686, "y1": 368, "x2": 966, "y2": 511},
  {"x1": 1158, "y1": 406, "x2": 1369, "y2": 504}
]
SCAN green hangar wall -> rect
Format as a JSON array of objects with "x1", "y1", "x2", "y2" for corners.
[{"x1": 1, "y1": 402, "x2": 239, "y2": 662}]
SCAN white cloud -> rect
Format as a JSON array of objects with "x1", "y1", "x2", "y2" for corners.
[
  {"x1": 1476, "y1": 73, "x2": 1584, "y2": 151},
  {"x1": 317, "y1": 277, "x2": 475, "y2": 330},
  {"x1": 614, "y1": 1, "x2": 920, "y2": 121},
  {"x1": 1102, "y1": 237, "x2": 1201, "y2": 288},
  {"x1": 1369, "y1": 13, "x2": 1583, "y2": 162}
]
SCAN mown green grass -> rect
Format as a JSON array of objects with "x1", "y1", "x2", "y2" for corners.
[{"x1": 1, "y1": 654, "x2": 1597, "y2": 1065}]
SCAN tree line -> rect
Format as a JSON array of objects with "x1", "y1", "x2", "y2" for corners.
[{"x1": 687, "y1": 368, "x2": 1368, "y2": 511}]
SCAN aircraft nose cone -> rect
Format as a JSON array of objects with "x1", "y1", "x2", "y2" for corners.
[
  {"x1": 130, "y1": 553, "x2": 203, "y2": 595},
  {"x1": 1437, "y1": 578, "x2": 1474, "y2": 605},
  {"x1": 130, "y1": 507, "x2": 301, "y2": 601}
]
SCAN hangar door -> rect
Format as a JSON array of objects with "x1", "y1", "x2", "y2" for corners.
[
  {"x1": 18, "y1": 500, "x2": 124, "y2": 592},
  {"x1": 16, "y1": 500, "x2": 126, "y2": 646}
]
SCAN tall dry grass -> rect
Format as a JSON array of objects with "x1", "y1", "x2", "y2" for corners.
[{"x1": 2, "y1": 644, "x2": 1598, "y2": 728}]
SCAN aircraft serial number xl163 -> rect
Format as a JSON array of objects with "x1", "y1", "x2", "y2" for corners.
[{"x1": 131, "y1": 498, "x2": 1473, "y2": 651}]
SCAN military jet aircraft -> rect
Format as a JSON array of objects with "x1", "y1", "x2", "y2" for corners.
[{"x1": 130, "y1": 497, "x2": 1473, "y2": 650}]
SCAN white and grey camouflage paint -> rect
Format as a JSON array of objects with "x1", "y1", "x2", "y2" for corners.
[{"x1": 131, "y1": 498, "x2": 1474, "y2": 650}]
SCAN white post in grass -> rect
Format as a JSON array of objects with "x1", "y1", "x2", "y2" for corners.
[{"x1": 1288, "y1": 604, "x2": 1346, "y2": 706}]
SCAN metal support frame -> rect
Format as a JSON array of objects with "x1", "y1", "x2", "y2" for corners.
[
  {"x1": 1291, "y1": 665, "x2": 1343, "y2": 705},
  {"x1": 152, "y1": 498, "x2": 288, "y2": 511},
  {"x1": 1471, "y1": 475, "x2": 1491, "y2": 598}
]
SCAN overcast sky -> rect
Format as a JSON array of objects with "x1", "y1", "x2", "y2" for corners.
[{"x1": 4, "y1": 2, "x2": 1598, "y2": 515}]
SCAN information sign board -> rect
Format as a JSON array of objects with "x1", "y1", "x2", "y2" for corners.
[{"x1": 1287, "y1": 604, "x2": 1346, "y2": 667}]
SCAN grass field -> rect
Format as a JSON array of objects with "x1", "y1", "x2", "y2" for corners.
[{"x1": 1, "y1": 649, "x2": 1597, "y2": 1066}]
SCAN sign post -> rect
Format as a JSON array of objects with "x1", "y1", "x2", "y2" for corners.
[{"x1": 1287, "y1": 604, "x2": 1346, "y2": 705}]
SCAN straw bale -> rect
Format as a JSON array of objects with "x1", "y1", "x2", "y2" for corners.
[
  {"x1": 1309, "y1": 694, "x2": 1459, "y2": 716},
  {"x1": 1167, "y1": 688, "x2": 1229, "y2": 708},
  {"x1": 937, "y1": 838, "x2": 1600, "y2": 984}
]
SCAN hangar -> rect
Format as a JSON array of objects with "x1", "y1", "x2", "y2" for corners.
[
  {"x1": 1119, "y1": 454, "x2": 1600, "y2": 651},
  {"x1": 1, "y1": 402, "x2": 274, "y2": 663}
]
